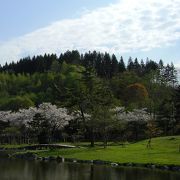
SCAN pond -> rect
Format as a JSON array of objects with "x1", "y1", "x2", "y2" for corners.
[{"x1": 0, "y1": 158, "x2": 180, "y2": 180}]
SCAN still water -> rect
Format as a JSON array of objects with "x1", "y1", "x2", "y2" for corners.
[{"x1": 0, "y1": 158, "x2": 180, "y2": 180}]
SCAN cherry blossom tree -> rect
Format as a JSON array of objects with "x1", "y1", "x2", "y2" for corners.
[
  {"x1": 0, "y1": 103, "x2": 73, "y2": 128},
  {"x1": 114, "y1": 107, "x2": 151, "y2": 122},
  {"x1": 37, "y1": 103, "x2": 73, "y2": 129},
  {"x1": 0, "y1": 103, "x2": 74, "y2": 144},
  {"x1": 0, "y1": 111, "x2": 11, "y2": 122},
  {"x1": 114, "y1": 107, "x2": 151, "y2": 141}
]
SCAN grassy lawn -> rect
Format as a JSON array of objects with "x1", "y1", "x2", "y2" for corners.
[
  {"x1": 0, "y1": 144, "x2": 30, "y2": 149},
  {"x1": 1, "y1": 136, "x2": 180, "y2": 165},
  {"x1": 34, "y1": 136, "x2": 180, "y2": 165}
]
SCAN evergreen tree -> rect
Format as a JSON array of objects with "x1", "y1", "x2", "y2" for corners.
[
  {"x1": 95, "y1": 53, "x2": 103, "y2": 77},
  {"x1": 127, "y1": 57, "x2": 134, "y2": 71},
  {"x1": 169, "y1": 63, "x2": 178, "y2": 87},
  {"x1": 158, "y1": 59, "x2": 164, "y2": 69},
  {"x1": 71, "y1": 50, "x2": 81, "y2": 65},
  {"x1": 111, "y1": 54, "x2": 118, "y2": 76},
  {"x1": 133, "y1": 58, "x2": 141, "y2": 74},
  {"x1": 118, "y1": 56, "x2": 126, "y2": 73},
  {"x1": 145, "y1": 59, "x2": 158, "y2": 74},
  {"x1": 103, "y1": 52, "x2": 112, "y2": 78},
  {"x1": 140, "y1": 59, "x2": 145, "y2": 75}
]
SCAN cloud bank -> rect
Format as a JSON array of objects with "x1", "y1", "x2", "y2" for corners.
[{"x1": 0, "y1": 0, "x2": 180, "y2": 64}]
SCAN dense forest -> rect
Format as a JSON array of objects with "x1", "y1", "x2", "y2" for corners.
[{"x1": 0, "y1": 50, "x2": 179, "y2": 146}]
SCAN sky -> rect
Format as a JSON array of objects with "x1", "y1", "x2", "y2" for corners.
[{"x1": 0, "y1": 0, "x2": 180, "y2": 68}]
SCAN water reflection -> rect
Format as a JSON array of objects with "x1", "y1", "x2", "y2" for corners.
[{"x1": 0, "y1": 158, "x2": 180, "y2": 180}]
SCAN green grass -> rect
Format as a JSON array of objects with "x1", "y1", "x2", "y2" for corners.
[
  {"x1": 35, "y1": 136, "x2": 180, "y2": 165},
  {"x1": 1, "y1": 136, "x2": 180, "y2": 165},
  {"x1": 0, "y1": 144, "x2": 30, "y2": 149}
]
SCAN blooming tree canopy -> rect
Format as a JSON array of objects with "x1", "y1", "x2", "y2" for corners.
[
  {"x1": 114, "y1": 107, "x2": 151, "y2": 123},
  {"x1": 37, "y1": 103, "x2": 73, "y2": 129},
  {"x1": 0, "y1": 111, "x2": 11, "y2": 122},
  {"x1": 0, "y1": 103, "x2": 73, "y2": 129}
]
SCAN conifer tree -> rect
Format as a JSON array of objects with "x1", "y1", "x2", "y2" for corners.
[{"x1": 118, "y1": 56, "x2": 126, "y2": 73}]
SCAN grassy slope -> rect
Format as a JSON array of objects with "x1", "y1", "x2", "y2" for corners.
[{"x1": 36, "y1": 136, "x2": 180, "y2": 165}]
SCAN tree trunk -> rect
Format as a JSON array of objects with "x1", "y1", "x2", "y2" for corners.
[
  {"x1": 103, "y1": 136, "x2": 107, "y2": 148},
  {"x1": 90, "y1": 128, "x2": 95, "y2": 147}
]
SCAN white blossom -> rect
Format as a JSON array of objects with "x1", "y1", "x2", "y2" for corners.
[
  {"x1": 37, "y1": 103, "x2": 73, "y2": 129},
  {"x1": 114, "y1": 107, "x2": 151, "y2": 123},
  {"x1": 0, "y1": 103, "x2": 74, "y2": 129},
  {"x1": 0, "y1": 111, "x2": 11, "y2": 122}
]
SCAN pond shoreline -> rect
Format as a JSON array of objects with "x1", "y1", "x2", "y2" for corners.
[{"x1": 2, "y1": 150, "x2": 180, "y2": 172}]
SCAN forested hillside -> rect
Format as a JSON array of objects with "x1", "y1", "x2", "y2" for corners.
[{"x1": 0, "y1": 51, "x2": 179, "y2": 145}]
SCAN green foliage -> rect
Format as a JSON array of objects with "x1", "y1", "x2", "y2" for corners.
[
  {"x1": 1, "y1": 96, "x2": 34, "y2": 111},
  {"x1": 28, "y1": 113, "x2": 51, "y2": 144},
  {"x1": 3, "y1": 126, "x2": 20, "y2": 136},
  {"x1": 50, "y1": 60, "x2": 61, "y2": 73}
]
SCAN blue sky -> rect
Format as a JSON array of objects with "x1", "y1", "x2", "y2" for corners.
[
  {"x1": 0, "y1": 0, "x2": 180, "y2": 68},
  {"x1": 0, "y1": 0, "x2": 116, "y2": 41}
]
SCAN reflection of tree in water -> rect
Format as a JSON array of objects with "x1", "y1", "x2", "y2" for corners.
[
  {"x1": 90, "y1": 165, "x2": 94, "y2": 180},
  {"x1": 0, "y1": 159, "x2": 179, "y2": 180}
]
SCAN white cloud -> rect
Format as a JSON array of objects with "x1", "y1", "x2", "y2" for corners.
[{"x1": 0, "y1": 0, "x2": 180, "y2": 64}]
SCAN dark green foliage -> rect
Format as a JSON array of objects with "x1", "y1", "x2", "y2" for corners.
[
  {"x1": 28, "y1": 113, "x2": 51, "y2": 144},
  {"x1": 145, "y1": 59, "x2": 158, "y2": 73},
  {"x1": 0, "y1": 121, "x2": 9, "y2": 135},
  {"x1": 0, "y1": 96, "x2": 34, "y2": 111},
  {"x1": 111, "y1": 54, "x2": 119, "y2": 76},
  {"x1": 63, "y1": 50, "x2": 81, "y2": 64},
  {"x1": 118, "y1": 56, "x2": 126, "y2": 73},
  {"x1": 175, "y1": 86, "x2": 180, "y2": 134},
  {"x1": 1, "y1": 51, "x2": 162, "y2": 79},
  {"x1": 127, "y1": 57, "x2": 134, "y2": 71}
]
